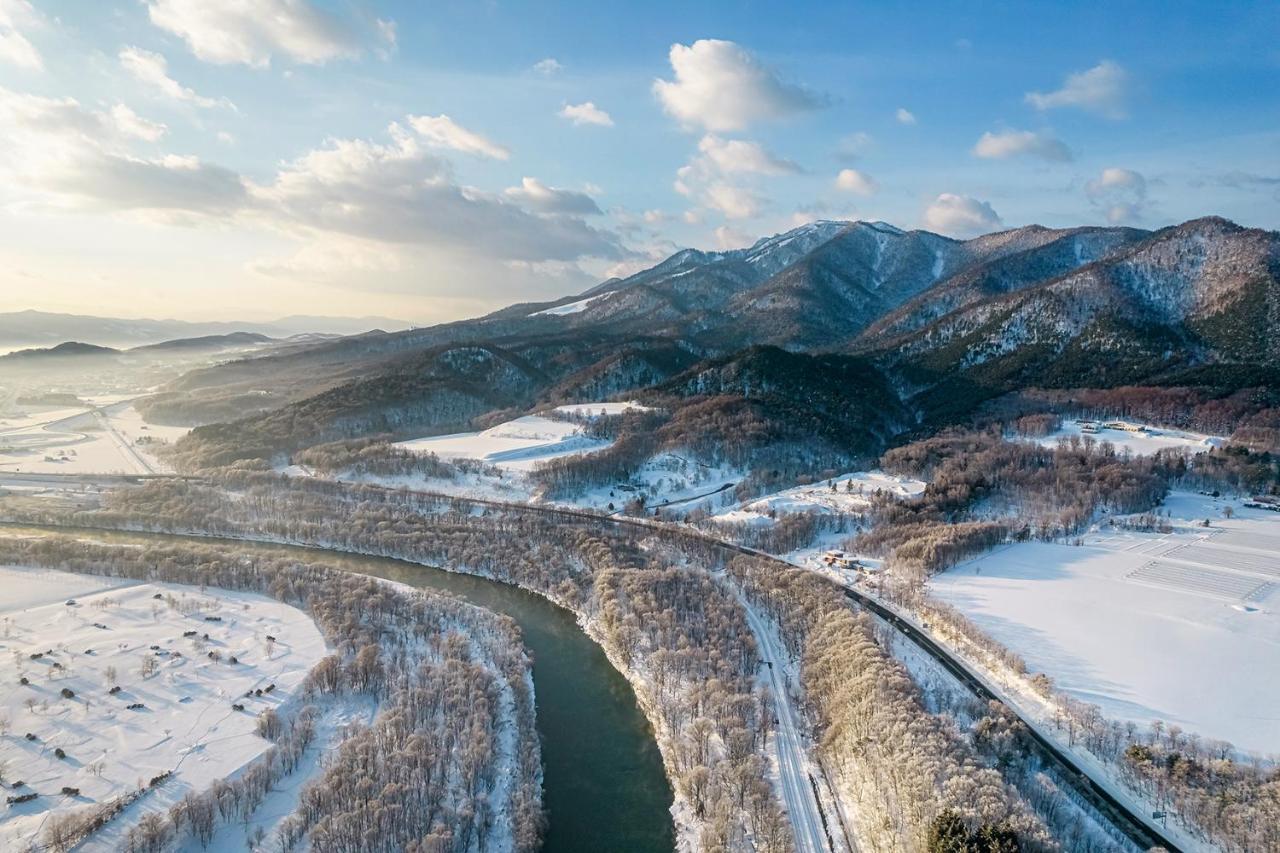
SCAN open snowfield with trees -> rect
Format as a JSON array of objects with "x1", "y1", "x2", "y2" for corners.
[
  {"x1": 1024, "y1": 420, "x2": 1224, "y2": 457},
  {"x1": 931, "y1": 492, "x2": 1280, "y2": 754},
  {"x1": 714, "y1": 469, "x2": 927, "y2": 527},
  {"x1": 0, "y1": 565, "x2": 325, "y2": 851}
]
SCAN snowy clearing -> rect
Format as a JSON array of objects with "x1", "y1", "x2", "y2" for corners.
[
  {"x1": 1023, "y1": 420, "x2": 1224, "y2": 456},
  {"x1": 931, "y1": 492, "x2": 1280, "y2": 754},
  {"x1": 528, "y1": 294, "x2": 604, "y2": 316},
  {"x1": 0, "y1": 565, "x2": 325, "y2": 851},
  {"x1": 395, "y1": 413, "x2": 610, "y2": 473},
  {"x1": 715, "y1": 470, "x2": 927, "y2": 527}
]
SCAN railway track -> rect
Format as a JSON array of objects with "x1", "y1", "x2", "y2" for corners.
[{"x1": 5, "y1": 477, "x2": 1188, "y2": 852}]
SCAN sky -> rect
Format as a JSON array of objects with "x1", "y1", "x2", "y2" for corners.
[{"x1": 0, "y1": 0, "x2": 1276, "y2": 325}]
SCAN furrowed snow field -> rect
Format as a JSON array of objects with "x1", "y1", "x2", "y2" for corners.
[
  {"x1": 0, "y1": 565, "x2": 325, "y2": 851},
  {"x1": 1024, "y1": 420, "x2": 1224, "y2": 456},
  {"x1": 931, "y1": 493, "x2": 1280, "y2": 755},
  {"x1": 0, "y1": 402, "x2": 189, "y2": 476}
]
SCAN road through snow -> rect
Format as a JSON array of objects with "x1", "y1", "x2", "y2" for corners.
[{"x1": 738, "y1": 594, "x2": 834, "y2": 853}]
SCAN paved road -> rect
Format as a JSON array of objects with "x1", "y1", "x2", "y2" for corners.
[
  {"x1": 737, "y1": 591, "x2": 835, "y2": 853},
  {"x1": 91, "y1": 408, "x2": 155, "y2": 475}
]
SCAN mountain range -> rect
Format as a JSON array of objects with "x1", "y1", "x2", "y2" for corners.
[{"x1": 137, "y1": 215, "x2": 1278, "y2": 469}]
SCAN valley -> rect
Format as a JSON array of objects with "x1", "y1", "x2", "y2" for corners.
[{"x1": 3, "y1": 213, "x2": 1278, "y2": 853}]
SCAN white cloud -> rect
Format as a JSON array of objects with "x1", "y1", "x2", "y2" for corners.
[
  {"x1": 216, "y1": 130, "x2": 236, "y2": 145},
  {"x1": 0, "y1": 0, "x2": 42, "y2": 70},
  {"x1": 407, "y1": 114, "x2": 510, "y2": 160},
  {"x1": 653, "y1": 39, "x2": 822, "y2": 132},
  {"x1": 559, "y1": 101, "x2": 613, "y2": 127},
  {"x1": 1026, "y1": 60, "x2": 1129, "y2": 118},
  {"x1": 696, "y1": 135, "x2": 798, "y2": 176},
  {"x1": 922, "y1": 193, "x2": 1003, "y2": 237},
  {"x1": 0, "y1": 87, "x2": 246, "y2": 216},
  {"x1": 1086, "y1": 167, "x2": 1147, "y2": 223},
  {"x1": 110, "y1": 104, "x2": 168, "y2": 142},
  {"x1": 533, "y1": 57, "x2": 562, "y2": 75},
  {"x1": 714, "y1": 224, "x2": 753, "y2": 250},
  {"x1": 972, "y1": 129, "x2": 1072, "y2": 162},
  {"x1": 698, "y1": 183, "x2": 764, "y2": 220},
  {"x1": 503, "y1": 177, "x2": 602, "y2": 215},
  {"x1": 120, "y1": 47, "x2": 233, "y2": 110},
  {"x1": 145, "y1": 0, "x2": 362, "y2": 67},
  {"x1": 834, "y1": 168, "x2": 878, "y2": 196},
  {"x1": 254, "y1": 122, "x2": 622, "y2": 262},
  {"x1": 895, "y1": 107, "x2": 917, "y2": 125}
]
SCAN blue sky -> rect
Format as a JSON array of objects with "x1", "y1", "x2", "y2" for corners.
[{"x1": 0, "y1": 0, "x2": 1276, "y2": 322}]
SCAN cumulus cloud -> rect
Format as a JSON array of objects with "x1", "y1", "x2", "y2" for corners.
[
  {"x1": 695, "y1": 135, "x2": 798, "y2": 176},
  {"x1": 895, "y1": 107, "x2": 917, "y2": 125},
  {"x1": 1086, "y1": 166, "x2": 1147, "y2": 223},
  {"x1": 407, "y1": 114, "x2": 510, "y2": 160},
  {"x1": 254, "y1": 123, "x2": 622, "y2": 262},
  {"x1": 109, "y1": 104, "x2": 168, "y2": 142},
  {"x1": 714, "y1": 224, "x2": 753, "y2": 250},
  {"x1": 1026, "y1": 60, "x2": 1129, "y2": 118},
  {"x1": 120, "y1": 47, "x2": 234, "y2": 109},
  {"x1": 533, "y1": 57, "x2": 562, "y2": 75},
  {"x1": 0, "y1": 0, "x2": 42, "y2": 70},
  {"x1": 0, "y1": 87, "x2": 246, "y2": 216},
  {"x1": 653, "y1": 39, "x2": 822, "y2": 132},
  {"x1": 972, "y1": 129, "x2": 1072, "y2": 162},
  {"x1": 702, "y1": 184, "x2": 765, "y2": 220},
  {"x1": 674, "y1": 134, "x2": 796, "y2": 220},
  {"x1": 559, "y1": 101, "x2": 613, "y2": 127},
  {"x1": 922, "y1": 193, "x2": 1003, "y2": 237},
  {"x1": 145, "y1": 0, "x2": 363, "y2": 67},
  {"x1": 834, "y1": 168, "x2": 878, "y2": 196},
  {"x1": 503, "y1": 177, "x2": 602, "y2": 215}
]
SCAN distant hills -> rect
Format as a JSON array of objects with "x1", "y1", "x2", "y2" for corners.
[
  {"x1": 133, "y1": 215, "x2": 1278, "y2": 469},
  {"x1": 0, "y1": 310, "x2": 412, "y2": 351}
]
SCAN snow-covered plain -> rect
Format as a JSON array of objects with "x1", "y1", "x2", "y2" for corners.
[
  {"x1": 1025, "y1": 420, "x2": 1224, "y2": 456},
  {"x1": 0, "y1": 402, "x2": 188, "y2": 476},
  {"x1": 0, "y1": 565, "x2": 324, "y2": 851},
  {"x1": 931, "y1": 493, "x2": 1280, "y2": 754},
  {"x1": 396, "y1": 413, "x2": 609, "y2": 473},
  {"x1": 715, "y1": 470, "x2": 926, "y2": 527}
]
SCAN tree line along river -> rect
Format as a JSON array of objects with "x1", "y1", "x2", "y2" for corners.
[{"x1": 3, "y1": 527, "x2": 677, "y2": 853}]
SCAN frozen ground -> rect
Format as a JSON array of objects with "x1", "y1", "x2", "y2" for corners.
[
  {"x1": 930, "y1": 492, "x2": 1280, "y2": 754},
  {"x1": 0, "y1": 402, "x2": 188, "y2": 476},
  {"x1": 715, "y1": 470, "x2": 926, "y2": 527},
  {"x1": 377, "y1": 402, "x2": 745, "y2": 513},
  {"x1": 0, "y1": 565, "x2": 325, "y2": 851},
  {"x1": 396, "y1": 413, "x2": 610, "y2": 473},
  {"x1": 1024, "y1": 420, "x2": 1224, "y2": 456}
]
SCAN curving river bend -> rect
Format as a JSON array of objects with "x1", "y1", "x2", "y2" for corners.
[{"x1": 5, "y1": 528, "x2": 676, "y2": 853}]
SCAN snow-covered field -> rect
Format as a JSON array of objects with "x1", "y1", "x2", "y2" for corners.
[
  {"x1": 715, "y1": 470, "x2": 927, "y2": 527},
  {"x1": 931, "y1": 492, "x2": 1280, "y2": 754},
  {"x1": 396, "y1": 413, "x2": 610, "y2": 473},
  {"x1": 0, "y1": 565, "x2": 325, "y2": 851},
  {"x1": 1025, "y1": 420, "x2": 1224, "y2": 456},
  {"x1": 0, "y1": 402, "x2": 188, "y2": 476},
  {"x1": 375, "y1": 401, "x2": 748, "y2": 513}
]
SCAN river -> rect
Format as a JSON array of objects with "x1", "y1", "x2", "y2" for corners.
[{"x1": 1, "y1": 527, "x2": 677, "y2": 853}]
